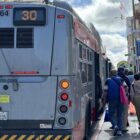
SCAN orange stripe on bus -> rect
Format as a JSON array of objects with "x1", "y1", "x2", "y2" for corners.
[{"x1": 12, "y1": 71, "x2": 38, "y2": 75}]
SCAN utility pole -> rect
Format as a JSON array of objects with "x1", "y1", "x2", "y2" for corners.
[
  {"x1": 132, "y1": 0, "x2": 136, "y2": 28},
  {"x1": 132, "y1": 0, "x2": 137, "y2": 72}
]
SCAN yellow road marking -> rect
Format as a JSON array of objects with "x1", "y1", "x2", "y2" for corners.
[
  {"x1": 18, "y1": 135, "x2": 26, "y2": 140},
  {"x1": 9, "y1": 135, "x2": 17, "y2": 140},
  {"x1": 63, "y1": 135, "x2": 71, "y2": 140},
  {"x1": 26, "y1": 135, "x2": 35, "y2": 140},
  {"x1": 0, "y1": 135, "x2": 8, "y2": 140},
  {"x1": 45, "y1": 135, "x2": 53, "y2": 140},
  {"x1": 54, "y1": 135, "x2": 62, "y2": 140},
  {"x1": 36, "y1": 135, "x2": 44, "y2": 140}
]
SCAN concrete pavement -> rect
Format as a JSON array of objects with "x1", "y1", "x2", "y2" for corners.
[{"x1": 91, "y1": 113, "x2": 140, "y2": 140}]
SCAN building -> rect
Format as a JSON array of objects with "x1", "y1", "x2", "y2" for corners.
[{"x1": 126, "y1": 2, "x2": 140, "y2": 72}]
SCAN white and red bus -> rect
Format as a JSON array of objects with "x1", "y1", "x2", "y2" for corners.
[{"x1": 0, "y1": 1, "x2": 111, "y2": 140}]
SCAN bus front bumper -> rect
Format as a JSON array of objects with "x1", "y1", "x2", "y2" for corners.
[{"x1": 0, "y1": 129, "x2": 72, "y2": 140}]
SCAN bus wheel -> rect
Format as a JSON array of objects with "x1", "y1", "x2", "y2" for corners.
[{"x1": 83, "y1": 101, "x2": 91, "y2": 140}]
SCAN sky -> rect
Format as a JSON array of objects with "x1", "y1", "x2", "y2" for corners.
[{"x1": 60, "y1": 0, "x2": 137, "y2": 67}]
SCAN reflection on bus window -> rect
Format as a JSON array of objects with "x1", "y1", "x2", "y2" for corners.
[
  {"x1": 82, "y1": 48, "x2": 87, "y2": 60},
  {"x1": 79, "y1": 44, "x2": 82, "y2": 59},
  {"x1": 88, "y1": 64, "x2": 93, "y2": 81},
  {"x1": 87, "y1": 49, "x2": 90, "y2": 61},
  {"x1": 81, "y1": 63, "x2": 87, "y2": 83},
  {"x1": 90, "y1": 52, "x2": 92, "y2": 61}
]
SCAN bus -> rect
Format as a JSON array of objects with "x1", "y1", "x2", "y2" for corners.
[{"x1": 0, "y1": 1, "x2": 110, "y2": 140}]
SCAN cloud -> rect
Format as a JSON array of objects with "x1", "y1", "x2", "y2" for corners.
[
  {"x1": 74, "y1": 0, "x2": 132, "y2": 33},
  {"x1": 71, "y1": 0, "x2": 132, "y2": 67},
  {"x1": 101, "y1": 34, "x2": 128, "y2": 67}
]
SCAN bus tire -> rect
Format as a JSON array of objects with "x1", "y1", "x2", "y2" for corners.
[{"x1": 83, "y1": 101, "x2": 91, "y2": 140}]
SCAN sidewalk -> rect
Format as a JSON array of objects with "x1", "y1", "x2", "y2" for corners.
[{"x1": 91, "y1": 114, "x2": 140, "y2": 140}]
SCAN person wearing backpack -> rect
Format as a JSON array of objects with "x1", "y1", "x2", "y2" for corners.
[
  {"x1": 130, "y1": 73, "x2": 140, "y2": 129},
  {"x1": 102, "y1": 69, "x2": 124, "y2": 136},
  {"x1": 118, "y1": 67, "x2": 130, "y2": 133}
]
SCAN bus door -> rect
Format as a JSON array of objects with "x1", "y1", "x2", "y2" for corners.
[{"x1": 94, "y1": 52, "x2": 100, "y2": 120}]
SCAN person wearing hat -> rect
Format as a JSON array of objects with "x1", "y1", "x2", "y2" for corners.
[
  {"x1": 118, "y1": 67, "x2": 131, "y2": 133},
  {"x1": 102, "y1": 69, "x2": 124, "y2": 136}
]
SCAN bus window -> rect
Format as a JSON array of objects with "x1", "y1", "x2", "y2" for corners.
[
  {"x1": 0, "y1": 28, "x2": 14, "y2": 48},
  {"x1": 89, "y1": 51, "x2": 92, "y2": 61},
  {"x1": 17, "y1": 28, "x2": 33, "y2": 48},
  {"x1": 87, "y1": 49, "x2": 90, "y2": 61},
  {"x1": 82, "y1": 47, "x2": 87, "y2": 60},
  {"x1": 81, "y1": 63, "x2": 87, "y2": 83},
  {"x1": 79, "y1": 44, "x2": 82, "y2": 59},
  {"x1": 88, "y1": 64, "x2": 93, "y2": 81}
]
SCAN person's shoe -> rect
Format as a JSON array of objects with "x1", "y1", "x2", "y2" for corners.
[
  {"x1": 116, "y1": 130, "x2": 122, "y2": 136},
  {"x1": 97, "y1": 118, "x2": 101, "y2": 121},
  {"x1": 122, "y1": 129, "x2": 128, "y2": 133},
  {"x1": 109, "y1": 126, "x2": 114, "y2": 129},
  {"x1": 126, "y1": 121, "x2": 129, "y2": 127},
  {"x1": 113, "y1": 127, "x2": 118, "y2": 136}
]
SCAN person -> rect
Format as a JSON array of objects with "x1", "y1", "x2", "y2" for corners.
[
  {"x1": 102, "y1": 69, "x2": 123, "y2": 136},
  {"x1": 118, "y1": 67, "x2": 130, "y2": 133},
  {"x1": 127, "y1": 70, "x2": 134, "y2": 84},
  {"x1": 130, "y1": 73, "x2": 140, "y2": 129},
  {"x1": 127, "y1": 70, "x2": 135, "y2": 115}
]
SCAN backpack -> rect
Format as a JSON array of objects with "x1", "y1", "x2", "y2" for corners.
[{"x1": 112, "y1": 78, "x2": 128, "y2": 104}]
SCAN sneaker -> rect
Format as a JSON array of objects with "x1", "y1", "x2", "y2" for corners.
[
  {"x1": 116, "y1": 130, "x2": 122, "y2": 136},
  {"x1": 113, "y1": 128, "x2": 118, "y2": 136},
  {"x1": 109, "y1": 126, "x2": 114, "y2": 129}
]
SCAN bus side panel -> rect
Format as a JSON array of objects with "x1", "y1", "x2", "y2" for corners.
[{"x1": 51, "y1": 8, "x2": 71, "y2": 75}]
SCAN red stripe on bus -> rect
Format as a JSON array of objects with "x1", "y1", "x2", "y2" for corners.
[
  {"x1": 5, "y1": 5, "x2": 13, "y2": 9},
  {"x1": 11, "y1": 71, "x2": 39, "y2": 75}
]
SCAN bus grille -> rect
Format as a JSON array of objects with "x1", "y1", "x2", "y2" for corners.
[
  {"x1": 0, "y1": 28, "x2": 14, "y2": 48},
  {"x1": 17, "y1": 28, "x2": 33, "y2": 48}
]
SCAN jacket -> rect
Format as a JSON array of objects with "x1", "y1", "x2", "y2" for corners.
[
  {"x1": 130, "y1": 80, "x2": 140, "y2": 101},
  {"x1": 105, "y1": 76, "x2": 121, "y2": 102}
]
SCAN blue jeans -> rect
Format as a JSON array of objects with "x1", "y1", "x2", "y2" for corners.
[{"x1": 108, "y1": 100, "x2": 123, "y2": 130}]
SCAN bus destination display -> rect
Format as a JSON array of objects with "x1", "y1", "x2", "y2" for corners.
[{"x1": 13, "y1": 8, "x2": 46, "y2": 26}]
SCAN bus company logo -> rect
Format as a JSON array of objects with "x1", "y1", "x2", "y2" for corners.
[
  {"x1": 40, "y1": 123, "x2": 52, "y2": 129},
  {"x1": 0, "y1": 112, "x2": 8, "y2": 120},
  {"x1": 0, "y1": 79, "x2": 17, "y2": 83}
]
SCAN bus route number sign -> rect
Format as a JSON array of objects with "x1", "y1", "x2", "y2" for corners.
[
  {"x1": 13, "y1": 7, "x2": 46, "y2": 26},
  {"x1": 0, "y1": 10, "x2": 9, "y2": 16}
]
